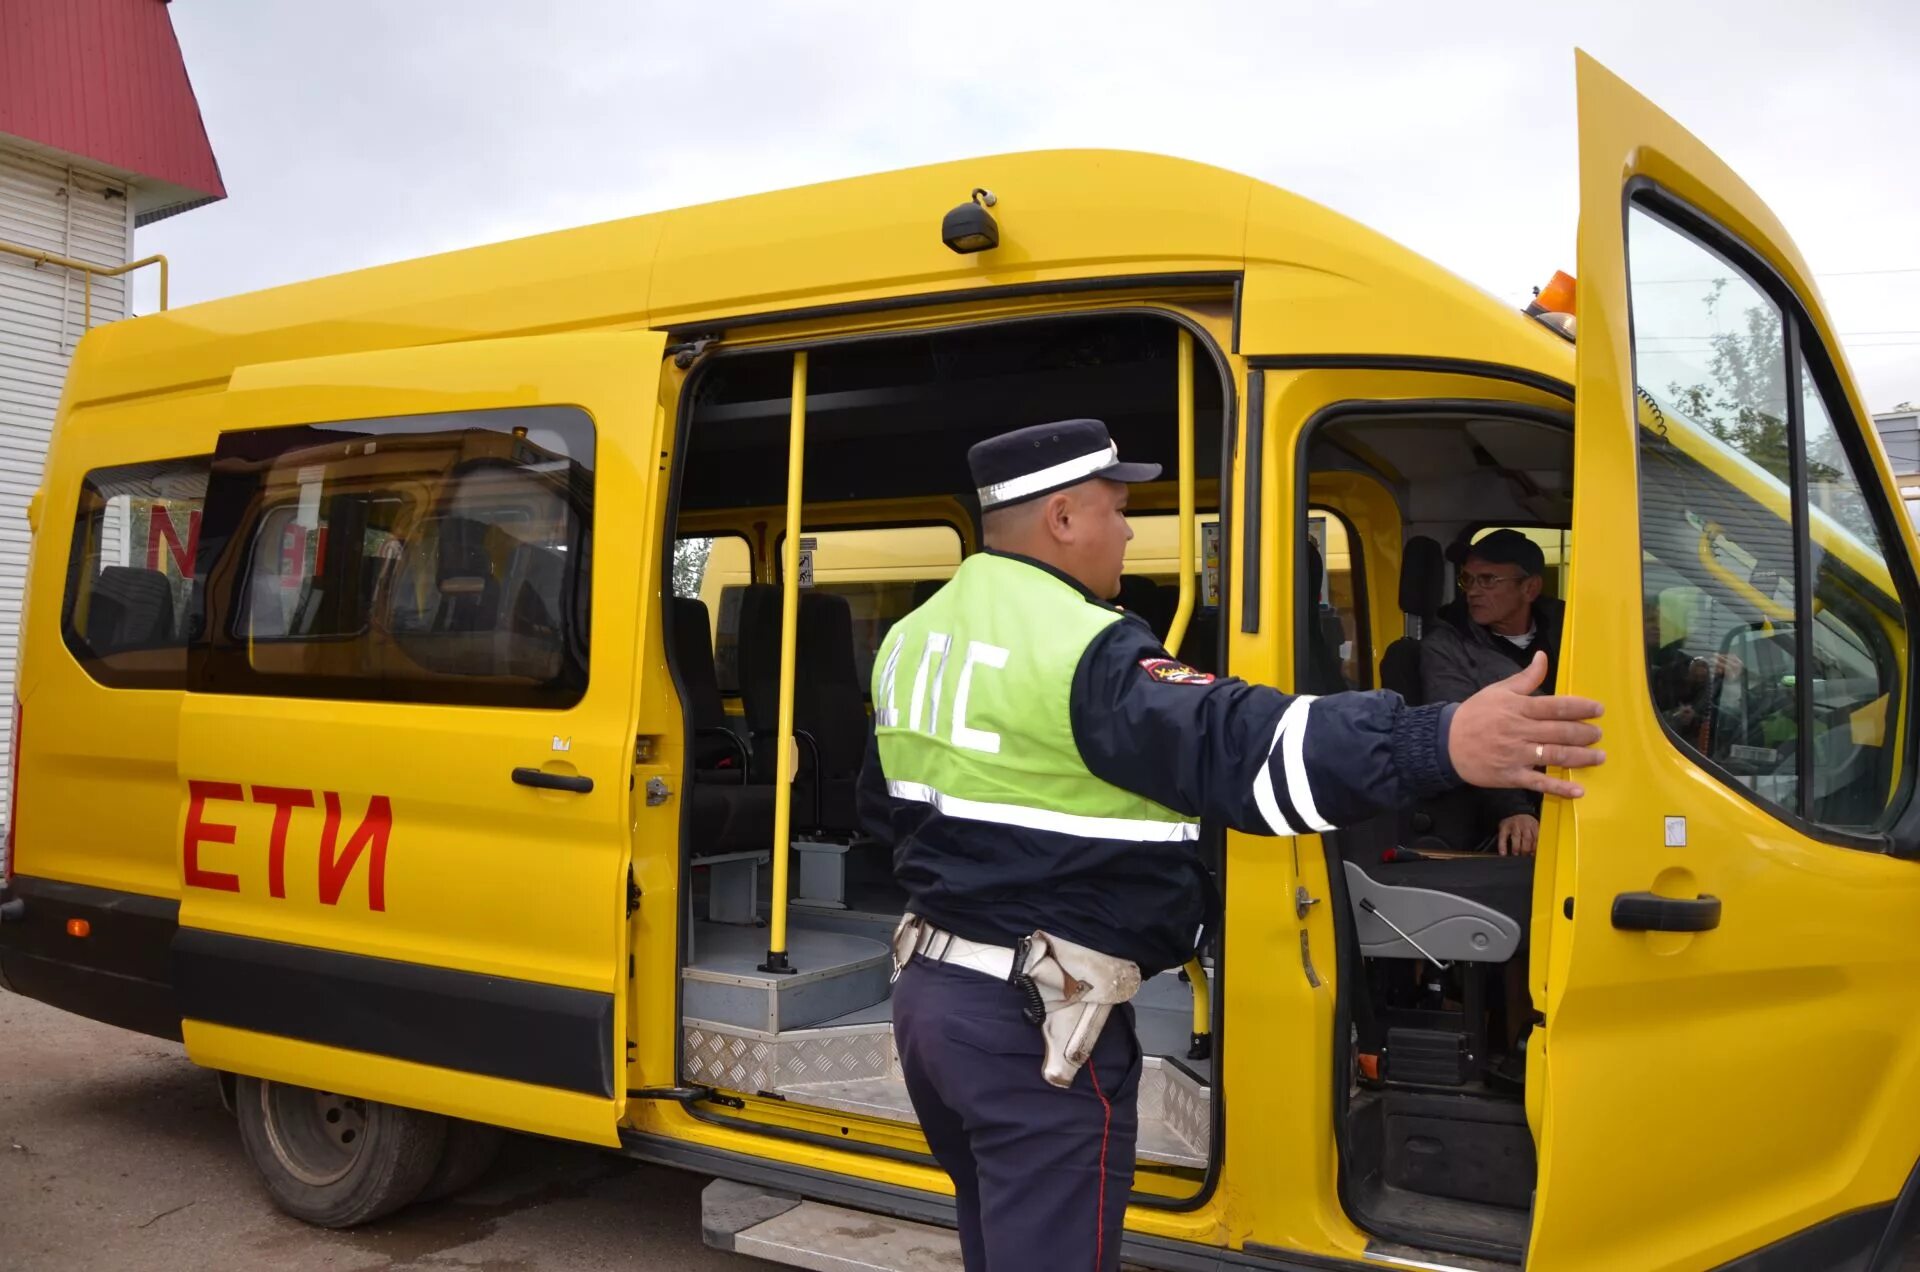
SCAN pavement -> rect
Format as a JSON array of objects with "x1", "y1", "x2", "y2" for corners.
[
  {"x1": 4, "y1": 987, "x2": 1914, "y2": 1271},
  {"x1": 0, "y1": 988, "x2": 758, "y2": 1271}
]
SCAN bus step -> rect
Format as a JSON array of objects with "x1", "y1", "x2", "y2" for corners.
[{"x1": 702, "y1": 1179, "x2": 960, "y2": 1270}]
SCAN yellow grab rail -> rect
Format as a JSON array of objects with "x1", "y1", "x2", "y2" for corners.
[
  {"x1": 1165, "y1": 329, "x2": 1197, "y2": 657},
  {"x1": 0, "y1": 239, "x2": 169, "y2": 328},
  {"x1": 1182, "y1": 956, "x2": 1211, "y2": 1058},
  {"x1": 1164, "y1": 329, "x2": 1211, "y2": 1056},
  {"x1": 1697, "y1": 522, "x2": 1790, "y2": 625},
  {"x1": 764, "y1": 351, "x2": 808, "y2": 973}
]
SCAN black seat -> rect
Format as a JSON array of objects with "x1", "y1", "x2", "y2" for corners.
[
  {"x1": 795, "y1": 592, "x2": 868, "y2": 835},
  {"x1": 1115, "y1": 574, "x2": 1173, "y2": 643},
  {"x1": 1179, "y1": 606, "x2": 1220, "y2": 674},
  {"x1": 671, "y1": 596, "x2": 772, "y2": 854},
  {"x1": 1379, "y1": 536, "x2": 1446, "y2": 705},
  {"x1": 736, "y1": 585, "x2": 867, "y2": 836},
  {"x1": 87, "y1": 566, "x2": 175, "y2": 653},
  {"x1": 671, "y1": 598, "x2": 749, "y2": 776},
  {"x1": 736, "y1": 583, "x2": 783, "y2": 764},
  {"x1": 499, "y1": 543, "x2": 568, "y2": 679},
  {"x1": 431, "y1": 518, "x2": 500, "y2": 633}
]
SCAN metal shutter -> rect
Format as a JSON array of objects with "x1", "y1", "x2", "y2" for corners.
[{"x1": 0, "y1": 147, "x2": 133, "y2": 830}]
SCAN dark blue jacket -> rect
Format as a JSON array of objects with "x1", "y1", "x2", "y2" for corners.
[{"x1": 858, "y1": 556, "x2": 1460, "y2": 974}]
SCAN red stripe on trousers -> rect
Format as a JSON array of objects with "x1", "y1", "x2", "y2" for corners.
[{"x1": 1090, "y1": 1059, "x2": 1113, "y2": 1271}]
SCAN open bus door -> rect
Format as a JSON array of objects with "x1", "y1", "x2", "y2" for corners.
[{"x1": 1528, "y1": 52, "x2": 1920, "y2": 1270}]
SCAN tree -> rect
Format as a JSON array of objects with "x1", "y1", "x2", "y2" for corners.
[
  {"x1": 672, "y1": 537, "x2": 714, "y2": 599},
  {"x1": 1664, "y1": 280, "x2": 1790, "y2": 481},
  {"x1": 1664, "y1": 284, "x2": 1876, "y2": 544}
]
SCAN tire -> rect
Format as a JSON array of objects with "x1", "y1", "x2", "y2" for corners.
[
  {"x1": 415, "y1": 1119, "x2": 506, "y2": 1203},
  {"x1": 233, "y1": 1075, "x2": 448, "y2": 1228}
]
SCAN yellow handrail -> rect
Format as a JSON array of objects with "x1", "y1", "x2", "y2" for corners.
[
  {"x1": 1183, "y1": 956, "x2": 1211, "y2": 1058},
  {"x1": 1165, "y1": 329, "x2": 1197, "y2": 656},
  {"x1": 764, "y1": 351, "x2": 808, "y2": 973},
  {"x1": 1697, "y1": 523, "x2": 1790, "y2": 625},
  {"x1": 0, "y1": 239, "x2": 169, "y2": 328},
  {"x1": 1164, "y1": 329, "x2": 1210, "y2": 1056}
]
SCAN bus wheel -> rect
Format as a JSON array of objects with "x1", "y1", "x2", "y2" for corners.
[
  {"x1": 234, "y1": 1076, "x2": 447, "y2": 1227},
  {"x1": 416, "y1": 1120, "x2": 506, "y2": 1203}
]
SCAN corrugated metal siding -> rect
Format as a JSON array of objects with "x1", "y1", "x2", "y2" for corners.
[{"x1": 0, "y1": 144, "x2": 131, "y2": 830}]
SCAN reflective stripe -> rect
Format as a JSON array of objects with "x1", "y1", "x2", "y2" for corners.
[
  {"x1": 976, "y1": 443, "x2": 1117, "y2": 508},
  {"x1": 887, "y1": 779, "x2": 1199, "y2": 842},
  {"x1": 1280, "y1": 697, "x2": 1333, "y2": 832},
  {"x1": 1251, "y1": 716, "x2": 1293, "y2": 835},
  {"x1": 1252, "y1": 696, "x2": 1332, "y2": 835}
]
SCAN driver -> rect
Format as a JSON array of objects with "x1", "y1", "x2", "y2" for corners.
[{"x1": 1420, "y1": 531, "x2": 1566, "y2": 856}]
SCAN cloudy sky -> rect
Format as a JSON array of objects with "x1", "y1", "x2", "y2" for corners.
[{"x1": 138, "y1": 1, "x2": 1919, "y2": 411}]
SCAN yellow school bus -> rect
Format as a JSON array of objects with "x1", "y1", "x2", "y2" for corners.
[{"x1": 4, "y1": 53, "x2": 1920, "y2": 1270}]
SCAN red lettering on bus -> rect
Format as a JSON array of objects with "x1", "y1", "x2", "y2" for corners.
[
  {"x1": 147, "y1": 507, "x2": 201, "y2": 578},
  {"x1": 249, "y1": 786, "x2": 315, "y2": 900},
  {"x1": 183, "y1": 781, "x2": 244, "y2": 892},
  {"x1": 319, "y1": 792, "x2": 391, "y2": 912}
]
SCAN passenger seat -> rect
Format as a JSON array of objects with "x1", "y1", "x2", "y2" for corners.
[
  {"x1": 86, "y1": 566, "x2": 176, "y2": 654},
  {"x1": 1378, "y1": 536, "x2": 1446, "y2": 705},
  {"x1": 1116, "y1": 574, "x2": 1173, "y2": 643},
  {"x1": 736, "y1": 586, "x2": 868, "y2": 836},
  {"x1": 671, "y1": 596, "x2": 774, "y2": 926}
]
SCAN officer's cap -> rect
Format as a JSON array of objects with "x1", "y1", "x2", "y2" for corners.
[
  {"x1": 967, "y1": 419, "x2": 1161, "y2": 511},
  {"x1": 1458, "y1": 528, "x2": 1546, "y2": 578}
]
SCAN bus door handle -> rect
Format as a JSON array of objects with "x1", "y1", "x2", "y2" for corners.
[
  {"x1": 1610, "y1": 891, "x2": 1721, "y2": 932},
  {"x1": 512, "y1": 767, "x2": 594, "y2": 794}
]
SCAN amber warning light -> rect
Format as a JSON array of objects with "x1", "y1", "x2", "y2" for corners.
[{"x1": 1526, "y1": 270, "x2": 1577, "y2": 340}]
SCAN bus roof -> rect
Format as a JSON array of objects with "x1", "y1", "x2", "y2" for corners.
[{"x1": 67, "y1": 149, "x2": 1572, "y2": 407}]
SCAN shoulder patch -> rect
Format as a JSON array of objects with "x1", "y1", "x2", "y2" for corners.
[{"x1": 1138, "y1": 657, "x2": 1215, "y2": 685}]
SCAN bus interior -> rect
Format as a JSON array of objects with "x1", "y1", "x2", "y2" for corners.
[{"x1": 662, "y1": 304, "x2": 1586, "y2": 1254}]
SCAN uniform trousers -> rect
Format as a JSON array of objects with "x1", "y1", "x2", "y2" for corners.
[{"x1": 892, "y1": 954, "x2": 1143, "y2": 1271}]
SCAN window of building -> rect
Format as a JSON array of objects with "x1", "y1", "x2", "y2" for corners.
[
  {"x1": 195, "y1": 406, "x2": 594, "y2": 709},
  {"x1": 1630, "y1": 200, "x2": 1911, "y2": 833},
  {"x1": 62, "y1": 456, "x2": 210, "y2": 688}
]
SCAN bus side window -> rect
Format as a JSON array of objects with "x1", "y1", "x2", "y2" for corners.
[{"x1": 775, "y1": 525, "x2": 963, "y2": 695}]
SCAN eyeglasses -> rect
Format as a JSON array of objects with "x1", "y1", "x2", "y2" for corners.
[{"x1": 1459, "y1": 571, "x2": 1526, "y2": 592}]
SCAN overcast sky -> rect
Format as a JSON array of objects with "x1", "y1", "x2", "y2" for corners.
[{"x1": 136, "y1": 1, "x2": 1920, "y2": 411}]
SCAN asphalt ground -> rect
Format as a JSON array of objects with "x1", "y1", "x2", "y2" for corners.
[
  {"x1": 4, "y1": 987, "x2": 1913, "y2": 1271},
  {"x1": 0, "y1": 988, "x2": 757, "y2": 1271}
]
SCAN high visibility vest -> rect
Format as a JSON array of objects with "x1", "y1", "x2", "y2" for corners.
[{"x1": 872, "y1": 553, "x2": 1199, "y2": 844}]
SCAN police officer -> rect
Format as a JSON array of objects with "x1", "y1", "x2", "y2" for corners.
[{"x1": 858, "y1": 419, "x2": 1604, "y2": 1271}]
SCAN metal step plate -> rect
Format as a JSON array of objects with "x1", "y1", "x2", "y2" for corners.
[{"x1": 704, "y1": 1180, "x2": 962, "y2": 1270}]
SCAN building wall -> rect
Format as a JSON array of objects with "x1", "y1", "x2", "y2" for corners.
[
  {"x1": 1873, "y1": 411, "x2": 1920, "y2": 477},
  {"x1": 0, "y1": 144, "x2": 134, "y2": 825}
]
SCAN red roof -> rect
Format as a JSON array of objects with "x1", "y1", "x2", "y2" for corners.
[{"x1": 0, "y1": 0, "x2": 224, "y2": 223}]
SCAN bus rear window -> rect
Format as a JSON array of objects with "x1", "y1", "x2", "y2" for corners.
[{"x1": 62, "y1": 457, "x2": 210, "y2": 689}]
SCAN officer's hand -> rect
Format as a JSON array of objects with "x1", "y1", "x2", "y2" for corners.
[
  {"x1": 1449, "y1": 653, "x2": 1604, "y2": 799},
  {"x1": 1496, "y1": 814, "x2": 1539, "y2": 857}
]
